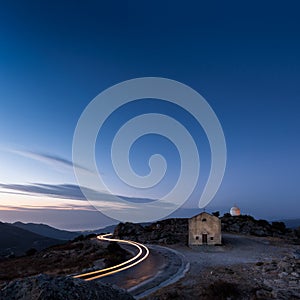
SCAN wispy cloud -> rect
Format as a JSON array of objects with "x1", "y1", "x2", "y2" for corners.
[
  {"x1": 0, "y1": 182, "x2": 182, "y2": 227},
  {"x1": 0, "y1": 183, "x2": 158, "y2": 206},
  {"x1": 0, "y1": 183, "x2": 139, "y2": 213},
  {"x1": 0, "y1": 183, "x2": 92, "y2": 200},
  {"x1": 0, "y1": 204, "x2": 94, "y2": 211},
  {"x1": 8, "y1": 149, "x2": 91, "y2": 174}
]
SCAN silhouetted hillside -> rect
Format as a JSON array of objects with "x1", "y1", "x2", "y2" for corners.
[
  {"x1": 13, "y1": 222, "x2": 80, "y2": 240},
  {"x1": 0, "y1": 222, "x2": 61, "y2": 257}
]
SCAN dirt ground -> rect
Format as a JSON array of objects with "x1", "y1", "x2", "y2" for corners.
[{"x1": 143, "y1": 234, "x2": 300, "y2": 300}]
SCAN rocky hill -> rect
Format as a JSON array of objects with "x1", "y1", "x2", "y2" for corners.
[
  {"x1": 0, "y1": 274, "x2": 134, "y2": 300},
  {"x1": 221, "y1": 214, "x2": 300, "y2": 243},
  {"x1": 222, "y1": 214, "x2": 285, "y2": 235},
  {"x1": 0, "y1": 236, "x2": 130, "y2": 284},
  {"x1": 114, "y1": 214, "x2": 300, "y2": 245},
  {"x1": 114, "y1": 218, "x2": 188, "y2": 245}
]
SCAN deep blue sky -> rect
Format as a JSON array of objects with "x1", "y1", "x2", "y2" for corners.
[{"x1": 0, "y1": 1, "x2": 299, "y2": 229}]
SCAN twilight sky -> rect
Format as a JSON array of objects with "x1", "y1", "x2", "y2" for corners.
[{"x1": 0, "y1": 1, "x2": 299, "y2": 230}]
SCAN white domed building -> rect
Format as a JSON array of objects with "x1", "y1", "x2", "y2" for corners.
[{"x1": 230, "y1": 206, "x2": 241, "y2": 216}]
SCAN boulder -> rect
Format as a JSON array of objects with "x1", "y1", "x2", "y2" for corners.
[{"x1": 0, "y1": 274, "x2": 134, "y2": 300}]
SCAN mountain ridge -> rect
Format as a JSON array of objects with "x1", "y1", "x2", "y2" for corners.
[
  {"x1": 12, "y1": 221, "x2": 80, "y2": 240},
  {"x1": 0, "y1": 222, "x2": 62, "y2": 257}
]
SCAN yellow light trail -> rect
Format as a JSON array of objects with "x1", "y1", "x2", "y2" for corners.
[{"x1": 74, "y1": 233, "x2": 150, "y2": 281}]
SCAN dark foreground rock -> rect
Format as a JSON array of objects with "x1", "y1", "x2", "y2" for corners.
[{"x1": 0, "y1": 274, "x2": 134, "y2": 300}]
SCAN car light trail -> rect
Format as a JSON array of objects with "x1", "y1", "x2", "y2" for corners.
[
  {"x1": 74, "y1": 234, "x2": 143, "y2": 277},
  {"x1": 74, "y1": 233, "x2": 150, "y2": 281}
]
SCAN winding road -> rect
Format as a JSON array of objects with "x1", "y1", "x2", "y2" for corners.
[
  {"x1": 73, "y1": 234, "x2": 150, "y2": 281},
  {"x1": 73, "y1": 234, "x2": 189, "y2": 298}
]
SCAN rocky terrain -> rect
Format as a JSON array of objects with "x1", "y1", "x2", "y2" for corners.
[
  {"x1": 114, "y1": 218, "x2": 189, "y2": 245},
  {"x1": 113, "y1": 215, "x2": 300, "y2": 299},
  {"x1": 143, "y1": 254, "x2": 300, "y2": 300},
  {"x1": 1, "y1": 215, "x2": 299, "y2": 299},
  {"x1": 114, "y1": 214, "x2": 300, "y2": 245},
  {"x1": 221, "y1": 214, "x2": 299, "y2": 243},
  {"x1": 0, "y1": 274, "x2": 134, "y2": 300},
  {"x1": 142, "y1": 235, "x2": 300, "y2": 300},
  {"x1": 0, "y1": 236, "x2": 130, "y2": 285}
]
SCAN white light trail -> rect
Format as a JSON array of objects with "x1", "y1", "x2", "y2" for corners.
[{"x1": 74, "y1": 233, "x2": 149, "y2": 281}]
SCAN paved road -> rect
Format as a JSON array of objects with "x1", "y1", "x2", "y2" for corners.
[
  {"x1": 100, "y1": 244, "x2": 189, "y2": 299},
  {"x1": 100, "y1": 243, "x2": 165, "y2": 289},
  {"x1": 74, "y1": 235, "x2": 189, "y2": 298},
  {"x1": 74, "y1": 234, "x2": 149, "y2": 281}
]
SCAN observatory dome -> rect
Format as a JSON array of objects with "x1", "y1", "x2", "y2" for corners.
[{"x1": 230, "y1": 206, "x2": 241, "y2": 216}]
